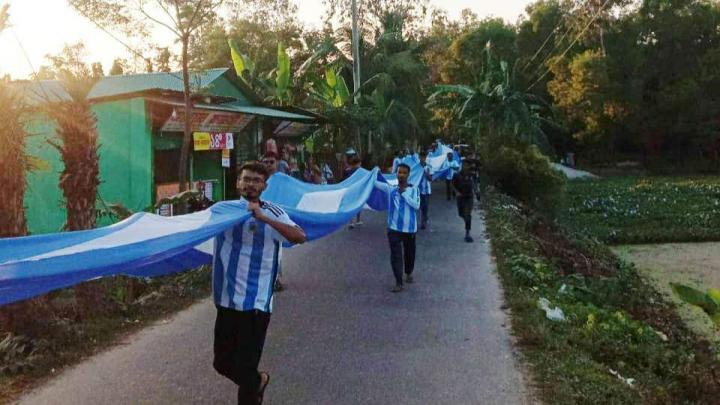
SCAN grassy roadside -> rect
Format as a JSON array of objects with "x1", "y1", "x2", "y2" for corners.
[
  {"x1": 483, "y1": 188, "x2": 720, "y2": 404},
  {"x1": 0, "y1": 267, "x2": 211, "y2": 404},
  {"x1": 559, "y1": 176, "x2": 720, "y2": 244}
]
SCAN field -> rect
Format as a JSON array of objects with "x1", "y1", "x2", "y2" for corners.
[
  {"x1": 483, "y1": 189, "x2": 720, "y2": 404},
  {"x1": 560, "y1": 176, "x2": 720, "y2": 244}
]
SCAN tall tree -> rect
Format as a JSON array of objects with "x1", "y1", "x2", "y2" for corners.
[
  {"x1": 70, "y1": 0, "x2": 223, "y2": 196},
  {"x1": 42, "y1": 44, "x2": 104, "y2": 311},
  {"x1": 109, "y1": 58, "x2": 126, "y2": 75},
  {"x1": 0, "y1": 4, "x2": 8, "y2": 32}
]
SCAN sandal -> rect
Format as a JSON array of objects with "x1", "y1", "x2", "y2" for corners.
[{"x1": 257, "y1": 372, "x2": 270, "y2": 404}]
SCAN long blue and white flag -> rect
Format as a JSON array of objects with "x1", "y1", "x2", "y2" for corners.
[
  {"x1": 427, "y1": 143, "x2": 461, "y2": 180},
  {"x1": 0, "y1": 168, "x2": 390, "y2": 305},
  {"x1": 0, "y1": 146, "x2": 464, "y2": 306}
]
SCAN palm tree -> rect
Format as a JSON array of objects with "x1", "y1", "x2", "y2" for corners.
[
  {"x1": 0, "y1": 82, "x2": 29, "y2": 238},
  {"x1": 45, "y1": 75, "x2": 102, "y2": 312}
]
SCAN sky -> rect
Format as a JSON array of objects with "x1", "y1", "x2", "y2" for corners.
[{"x1": 0, "y1": 0, "x2": 533, "y2": 80}]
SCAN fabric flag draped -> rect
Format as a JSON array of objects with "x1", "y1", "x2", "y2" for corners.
[
  {"x1": 0, "y1": 144, "x2": 462, "y2": 306},
  {"x1": 0, "y1": 169, "x2": 388, "y2": 306}
]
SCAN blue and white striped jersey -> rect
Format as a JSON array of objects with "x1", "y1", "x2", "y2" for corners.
[
  {"x1": 445, "y1": 160, "x2": 460, "y2": 180},
  {"x1": 212, "y1": 199, "x2": 296, "y2": 313},
  {"x1": 376, "y1": 181, "x2": 420, "y2": 233},
  {"x1": 419, "y1": 164, "x2": 433, "y2": 195}
]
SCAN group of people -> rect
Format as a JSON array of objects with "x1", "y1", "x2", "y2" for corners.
[{"x1": 212, "y1": 141, "x2": 478, "y2": 404}]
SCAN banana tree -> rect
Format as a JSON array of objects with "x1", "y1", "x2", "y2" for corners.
[{"x1": 427, "y1": 46, "x2": 552, "y2": 150}]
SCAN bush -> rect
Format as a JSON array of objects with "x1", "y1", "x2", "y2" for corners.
[{"x1": 481, "y1": 137, "x2": 566, "y2": 211}]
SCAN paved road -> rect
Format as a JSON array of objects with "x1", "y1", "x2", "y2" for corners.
[{"x1": 18, "y1": 190, "x2": 530, "y2": 405}]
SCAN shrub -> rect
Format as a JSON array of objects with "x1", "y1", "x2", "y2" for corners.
[{"x1": 481, "y1": 136, "x2": 566, "y2": 211}]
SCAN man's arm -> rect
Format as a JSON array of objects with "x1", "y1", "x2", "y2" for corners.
[
  {"x1": 451, "y1": 178, "x2": 464, "y2": 198},
  {"x1": 248, "y1": 203, "x2": 306, "y2": 244},
  {"x1": 375, "y1": 180, "x2": 391, "y2": 193},
  {"x1": 401, "y1": 187, "x2": 420, "y2": 209}
]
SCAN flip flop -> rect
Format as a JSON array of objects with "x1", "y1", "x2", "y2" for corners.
[{"x1": 257, "y1": 372, "x2": 270, "y2": 404}]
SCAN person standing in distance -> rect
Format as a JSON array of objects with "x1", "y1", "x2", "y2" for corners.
[
  {"x1": 376, "y1": 163, "x2": 420, "y2": 292},
  {"x1": 451, "y1": 161, "x2": 477, "y2": 243},
  {"x1": 444, "y1": 152, "x2": 460, "y2": 200},
  {"x1": 344, "y1": 148, "x2": 364, "y2": 228},
  {"x1": 260, "y1": 153, "x2": 288, "y2": 293},
  {"x1": 418, "y1": 151, "x2": 433, "y2": 230},
  {"x1": 213, "y1": 162, "x2": 306, "y2": 405}
]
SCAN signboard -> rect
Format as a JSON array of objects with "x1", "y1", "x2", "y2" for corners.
[
  {"x1": 195, "y1": 180, "x2": 214, "y2": 201},
  {"x1": 221, "y1": 149, "x2": 231, "y2": 168},
  {"x1": 162, "y1": 109, "x2": 253, "y2": 133},
  {"x1": 193, "y1": 132, "x2": 234, "y2": 151},
  {"x1": 155, "y1": 183, "x2": 180, "y2": 217}
]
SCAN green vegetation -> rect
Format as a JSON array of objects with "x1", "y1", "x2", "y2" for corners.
[
  {"x1": 560, "y1": 176, "x2": 720, "y2": 244},
  {"x1": 483, "y1": 189, "x2": 720, "y2": 404}
]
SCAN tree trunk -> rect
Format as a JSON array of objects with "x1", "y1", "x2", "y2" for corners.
[
  {"x1": 178, "y1": 34, "x2": 193, "y2": 202},
  {"x1": 50, "y1": 98, "x2": 103, "y2": 316}
]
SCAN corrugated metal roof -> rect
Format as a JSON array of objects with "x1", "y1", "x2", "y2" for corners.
[
  {"x1": 9, "y1": 80, "x2": 73, "y2": 105},
  {"x1": 87, "y1": 68, "x2": 229, "y2": 100},
  {"x1": 146, "y1": 97, "x2": 315, "y2": 121},
  {"x1": 218, "y1": 102, "x2": 314, "y2": 120}
]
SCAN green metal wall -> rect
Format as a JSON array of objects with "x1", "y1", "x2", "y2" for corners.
[
  {"x1": 24, "y1": 116, "x2": 66, "y2": 234},
  {"x1": 23, "y1": 98, "x2": 152, "y2": 234},
  {"x1": 193, "y1": 150, "x2": 224, "y2": 202},
  {"x1": 94, "y1": 98, "x2": 153, "y2": 219}
]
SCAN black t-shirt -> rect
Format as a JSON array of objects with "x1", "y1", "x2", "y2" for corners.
[{"x1": 452, "y1": 171, "x2": 474, "y2": 198}]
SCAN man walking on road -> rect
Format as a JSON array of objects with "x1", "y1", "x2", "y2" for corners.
[
  {"x1": 376, "y1": 163, "x2": 420, "y2": 292},
  {"x1": 451, "y1": 162, "x2": 476, "y2": 243},
  {"x1": 418, "y1": 151, "x2": 433, "y2": 230},
  {"x1": 213, "y1": 162, "x2": 306, "y2": 405}
]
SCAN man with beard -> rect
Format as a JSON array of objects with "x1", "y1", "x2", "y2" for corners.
[{"x1": 213, "y1": 161, "x2": 306, "y2": 404}]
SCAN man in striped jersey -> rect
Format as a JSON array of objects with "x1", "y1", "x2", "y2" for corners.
[
  {"x1": 213, "y1": 161, "x2": 306, "y2": 405},
  {"x1": 376, "y1": 163, "x2": 421, "y2": 292},
  {"x1": 418, "y1": 151, "x2": 433, "y2": 230}
]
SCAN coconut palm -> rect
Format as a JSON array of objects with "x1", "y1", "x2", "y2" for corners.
[
  {"x1": 0, "y1": 82, "x2": 29, "y2": 238},
  {"x1": 44, "y1": 72, "x2": 102, "y2": 312}
]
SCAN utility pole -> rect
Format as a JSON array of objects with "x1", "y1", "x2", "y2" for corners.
[{"x1": 351, "y1": 0, "x2": 366, "y2": 154}]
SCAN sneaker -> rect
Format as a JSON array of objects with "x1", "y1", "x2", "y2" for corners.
[
  {"x1": 464, "y1": 235, "x2": 474, "y2": 243},
  {"x1": 405, "y1": 274, "x2": 414, "y2": 283},
  {"x1": 390, "y1": 285, "x2": 403, "y2": 293}
]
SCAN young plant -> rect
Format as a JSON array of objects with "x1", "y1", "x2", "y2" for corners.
[{"x1": 670, "y1": 283, "x2": 720, "y2": 325}]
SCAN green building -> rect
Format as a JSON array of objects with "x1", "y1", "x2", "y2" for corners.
[{"x1": 19, "y1": 68, "x2": 316, "y2": 234}]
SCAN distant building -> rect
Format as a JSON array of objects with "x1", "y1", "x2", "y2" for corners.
[{"x1": 16, "y1": 68, "x2": 317, "y2": 234}]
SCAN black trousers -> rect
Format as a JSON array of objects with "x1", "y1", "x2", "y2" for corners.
[
  {"x1": 214, "y1": 306, "x2": 271, "y2": 405},
  {"x1": 457, "y1": 197, "x2": 473, "y2": 231},
  {"x1": 388, "y1": 230, "x2": 416, "y2": 285},
  {"x1": 420, "y1": 194, "x2": 430, "y2": 226},
  {"x1": 445, "y1": 179, "x2": 455, "y2": 200}
]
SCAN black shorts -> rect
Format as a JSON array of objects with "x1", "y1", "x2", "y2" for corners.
[{"x1": 457, "y1": 197, "x2": 473, "y2": 218}]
